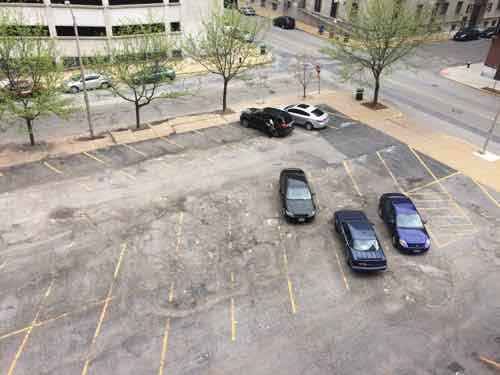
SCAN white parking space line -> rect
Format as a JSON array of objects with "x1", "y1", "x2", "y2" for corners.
[{"x1": 342, "y1": 160, "x2": 362, "y2": 197}]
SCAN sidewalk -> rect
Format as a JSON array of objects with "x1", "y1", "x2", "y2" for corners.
[
  {"x1": 1, "y1": 89, "x2": 499, "y2": 193},
  {"x1": 441, "y1": 63, "x2": 500, "y2": 95}
]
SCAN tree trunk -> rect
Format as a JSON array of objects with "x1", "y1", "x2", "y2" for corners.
[
  {"x1": 373, "y1": 75, "x2": 380, "y2": 105},
  {"x1": 135, "y1": 102, "x2": 141, "y2": 129},
  {"x1": 222, "y1": 79, "x2": 229, "y2": 113},
  {"x1": 26, "y1": 118, "x2": 35, "y2": 146}
]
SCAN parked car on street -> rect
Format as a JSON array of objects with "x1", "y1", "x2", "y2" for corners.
[
  {"x1": 239, "y1": 6, "x2": 256, "y2": 16},
  {"x1": 378, "y1": 193, "x2": 431, "y2": 253},
  {"x1": 273, "y1": 16, "x2": 296, "y2": 29},
  {"x1": 132, "y1": 66, "x2": 176, "y2": 85},
  {"x1": 63, "y1": 73, "x2": 110, "y2": 93},
  {"x1": 334, "y1": 210, "x2": 387, "y2": 271},
  {"x1": 240, "y1": 107, "x2": 294, "y2": 137},
  {"x1": 279, "y1": 168, "x2": 316, "y2": 222},
  {"x1": 480, "y1": 26, "x2": 498, "y2": 38},
  {"x1": 284, "y1": 103, "x2": 329, "y2": 130},
  {"x1": 452, "y1": 28, "x2": 481, "y2": 41}
]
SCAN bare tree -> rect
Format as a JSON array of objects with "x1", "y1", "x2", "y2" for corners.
[
  {"x1": 183, "y1": 7, "x2": 266, "y2": 112},
  {"x1": 323, "y1": 0, "x2": 435, "y2": 106},
  {"x1": 0, "y1": 10, "x2": 75, "y2": 146},
  {"x1": 96, "y1": 22, "x2": 186, "y2": 129},
  {"x1": 289, "y1": 55, "x2": 316, "y2": 98}
]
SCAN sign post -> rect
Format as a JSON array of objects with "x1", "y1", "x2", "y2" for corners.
[{"x1": 316, "y1": 64, "x2": 321, "y2": 94}]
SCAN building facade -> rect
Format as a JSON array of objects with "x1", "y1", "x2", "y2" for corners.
[
  {"x1": 253, "y1": 0, "x2": 500, "y2": 31},
  {"x1": 0, "y1": 0, "x2": 222, "y2": 63}
]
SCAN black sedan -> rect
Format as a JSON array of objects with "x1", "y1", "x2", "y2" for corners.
[
  {"x1": 334, "y1": 210, "x2": 387, "y2": 271},
  {"x1": 480, "y1": 26, "x2": 498, "y2": 38},
  {"x1": 273, "y1": 16, "x2": 295, "y2": 29},
  {"x1": 453, "y1": 28, "x2": 481, "y2": 41},
  {"x1": 279, "y1": 168, "x2": 316, "y2": 222},
  {"x1": 240, "y1": 107, "x2": 294, "y2": 137}
]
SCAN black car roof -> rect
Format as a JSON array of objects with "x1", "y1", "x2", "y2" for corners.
[
  {"x1": 264, "y1": 107, "x2": 293, "y2": 121},
  {"x1": 335, "y1": 210, "x2": 369, "y2": 223},
  {"x1": 347, "y1": 221, "x2": 376, "y2": 240}
]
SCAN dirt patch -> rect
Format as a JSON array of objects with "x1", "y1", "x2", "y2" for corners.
[
  {"x1": 49, "y1": 207, "x2": 78, "y2": 220},
  {"x1": 361, "y1": 102, "x2": 389, "y2": 110},
  {"x1": 482, "y1": 86, "x2": 500, "y2": 95}
]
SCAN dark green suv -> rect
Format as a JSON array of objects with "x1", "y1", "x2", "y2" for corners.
[{"x1": 133, "y1": 66, "x2": 176, "y2": 84}]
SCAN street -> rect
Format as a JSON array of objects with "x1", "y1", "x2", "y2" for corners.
[{"x1": 1, "y1": 26, "x2": 499, "y2": 156}]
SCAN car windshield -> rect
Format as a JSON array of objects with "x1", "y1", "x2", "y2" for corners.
[
  {"x1": 312, "y1": 108, "x2": 324, "y2": 116},
  {"x1": 70, "y1": 75, "x2": 82, "y2": 81},
  {"x1": 286, "y1": 180, "x2": 311, "y2": 200},
  {"x1": 396, "y1": 213, "x2": 424, "y2": 229},
  {"x1": 352, "y1": 239, "x2": 380, "y2": 251}
]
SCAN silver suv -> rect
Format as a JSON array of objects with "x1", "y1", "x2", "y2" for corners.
[
  {"x1": 284, "y1": 104, "x2": 329, "y2": 130},
  {"x1": 63, "y1": 73, "x2": 110, "y2": 94}
]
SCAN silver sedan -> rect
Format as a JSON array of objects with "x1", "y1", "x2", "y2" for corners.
[{"x1": 283, "y1": 104, "x2": 329, "y2": 130}]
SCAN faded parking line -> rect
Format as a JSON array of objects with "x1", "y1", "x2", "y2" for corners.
[
  {"x1": 343, "y1": 160, "x2": 362, "y2": 196},
  {"x1": 81, "y1": 243, "x2": 128, "y2": 375},
  {"x1": 376, "y1": 151, "x2": 405, "y2": 193},
  {"x1": 404, "y1": 171, "x2": 461, "y2": 194},
  {"x1": 120, "y1": 143, "x2": 147, "y2": 157},
  {"x1": 43, "y1": 161, "x2": 63, "y2": 175},
  {"x1": 81, "y1": 151, "x2": 136, "y2": 180},
  {"x1": 472, "y1": 179, "x2": 500, "y2": 208},
  {"x1": 278, "y1": 224, "x2": 297, "y2": 314}
]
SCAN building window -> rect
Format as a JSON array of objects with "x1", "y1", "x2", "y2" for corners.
[
  {"x1": 50, "y1": 0, "x2": 102, "y2": 4},
  {"x1": 113, "y1": 23, "x2": 165, "y2": 36},
  {"x1": 56, "y1": 26, "x2": 106, "y2": 37},
  {"x1": 487, "y1": 2, "x2": 493, "y2": 11},
  {"x1": 455, "y1": 1, "x2": 463, "y2": 14},
  {"x1": 0, "y1": 0, "x2": 43, "y2": 2},
  {"x1": 109, "y1": 0, "x2": 162, "y2": 5},
  {"x1": 350, "y1": 2, "x2": 358, "y2": 16},
  {"x1": 170, "y1": 22, "x2": 181, "y2": 32},
  {"x1": 451, "y1": 24, "x2": 456, "y2": 30},
  {"x1": 465, "y1": 3, "x2": 470, "y2": 13},
  {"x1": 314, "y1": 0, "x2": 322, "y2": 12},
  {"x1": 330, "y1": 0, "x2": 338, "y2": 17},
  {"x1": 440, "y1": 2, "x2": 449, "y2": 15},
  {"x1": 172, "y1": 49, "x2": 182, "y2": 58},
  {"x1": 1, "y1": 25, "x2": 49, "y2": 36},
  {"x1": 497, "y1": 0, "x2": 500, "y2": 9},
  {"x1": 168, "y1": 0, "x2": 180, "y2": 3},
  {"x1": 484, "y1": 21, "x2": 489, "y2": 27},
  {"x1": 492, "y1": 19, "x2": 497, "y2": 25}
]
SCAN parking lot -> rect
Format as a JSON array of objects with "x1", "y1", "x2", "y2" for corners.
[{"x1": 1, "y1": 105, "x2": 499, "y2": 375}]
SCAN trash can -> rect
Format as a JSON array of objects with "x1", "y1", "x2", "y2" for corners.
[
  {"x1": 318, "y1": 24, "x2": 325, "y2": 35},
  {"x1": 355, "y1": 88, "x2": 364, "y2": 101},
  {"x1": 260, "y1": 45, "x2": 266, "y2": 55}
]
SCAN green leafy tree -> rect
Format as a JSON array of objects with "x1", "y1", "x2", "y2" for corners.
[
  {"x1": 0, "y1": 11, "x2": 75, "y2": 146},
  {"x1": 183, "y1": 7, "x2": 266, "y2": 112},
  {"x1": 324, "y1": 0, "x2": 435, "y2": 106},
  {"x1": 96, "y1": 22, "x2": 185, "y2": 129}
]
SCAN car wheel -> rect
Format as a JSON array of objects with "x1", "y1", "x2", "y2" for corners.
[
  {"x1": 70, "y1": 86, "x2": 79, "y2": 94},
  {"x1": 305, "y1": 122, "x2": 313, "y2": 131},
  {"x1": 100, "y1": 82, "x2": 110, "y2": 89},
  {"x1": 241, "y1": 118, "x2": 249, "y2": 128}
]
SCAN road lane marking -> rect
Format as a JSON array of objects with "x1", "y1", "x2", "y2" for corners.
[
  {"x1": 118, "y1": 170, "x2": 137, "y2": 180},
  {"x1": 175, "y1": 212, "x2": 184, "y2": 254},
  {"x1": 334, "y1": 250, "x2": 350, "y2": 291},
  {"x1": 121, "y1": 143, "x2": 147, "y2": 157},
  {"x1": 473, "y1": 180, "x2": 500, "y2": 208},
  {"x1": 409, "y1": 147, "x2": 475, "y2": 229},
  {"x1": 43, "y1": 161, "x2": 63, "y2": 175},
  {"x1": 81, "y1": 243, "x2": 128, "y2": 375},
  {"x1": 343, "y1": 160, "x2": 362, "y2": 196},
  {"x1": 404, "y1": 172, "x2": 461, "y2": 194},
  {"x1": 278, "y1": 224, "x2": 298, "y2": 314},
  {"x1": 376, "y1": 151, "x2": 405, "y2": 193},
  {"x1": 7, "y1": 279, "x2": 55, "y2": 375}
]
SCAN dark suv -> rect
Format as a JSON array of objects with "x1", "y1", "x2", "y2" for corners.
[
  {"x1": 453, "y1": 28, "x2": 481, "y2": 41},
  {"x1": 240, "y1": 107, "x2": 294, "y2": 137}
]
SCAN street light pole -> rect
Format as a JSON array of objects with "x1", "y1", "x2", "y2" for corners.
[
  {"x1": 480, "y1": 101, "x2": 500, "y2": 154},
  {"x1": 65, "y1": 0, "x2": 94, "y2": 139}
]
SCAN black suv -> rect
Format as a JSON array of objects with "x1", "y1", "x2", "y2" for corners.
[
  {"x1": 273, "y1": 16, "x2": 295, "y2": 29},
  {"x1": 240, "y1": 107, "x2": 294, "y2": 137},
  {"x1": 279, "y1": 168, "x2": 316, "y2": 222},
  {"x1": 453, "y1": 28, "x2": 481, "y2": 41}
]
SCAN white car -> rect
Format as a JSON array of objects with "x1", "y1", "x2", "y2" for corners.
[
  {"x1": 283, "y1": 104, "x2": 329, "y2": 130},
  {"x1": 63, "y1": 72, "x2": 110, "y2": 94}
]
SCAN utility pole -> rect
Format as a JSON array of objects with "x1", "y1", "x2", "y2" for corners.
[
  {"x1": 65, "y1": 0, "x2": 94, "y2": 139},
  {"x1": 480, "y1": 101, "x2": 500, "y2": 154}
]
